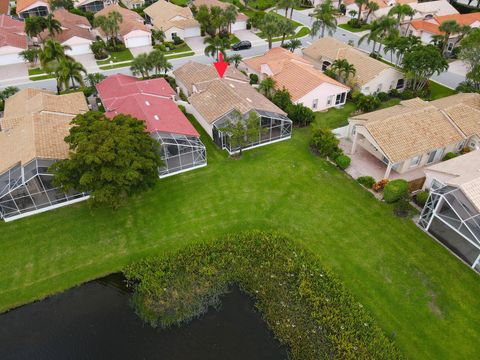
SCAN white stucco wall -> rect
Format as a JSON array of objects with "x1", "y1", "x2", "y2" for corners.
[
  {"x1": 296, "y1": 82, "x2": 349, "y2": 111},
  {"x1": 184, "y1": 26, "x2": 201, "y2": 38},
  {"x1": 360, "y1": 68, "x2": 405, "y2": 95},
  {"x1": 0, "y1": 46, "x2": 24, "y2": 65},
  {"x1": 232, "y1": 20, "x2": 247, "y2": 32},
  {"x1": 124, "y1": 30, "x2": 151, "y2": 48}
]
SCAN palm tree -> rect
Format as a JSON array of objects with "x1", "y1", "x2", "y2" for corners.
[
  {"x1": 226, "y1": 53, "x2": 242, "y2": 68},
  {"x1": 259, "y1": 13, "x2": 282, "y2": 50},
  {"x1": 277, "y1": 0, "x2": 292, "y2": 18},
  {"x1": 311, "y1": 0, "x2": 338, "y2": 38},
  {"x1": 0, "y1": 87, "x2": 19, "y2": 102},
  {"x1": 84, "y1": 73, "x2": 106, "y2": 89},
  {"x1": 277, "y1": 17, "x2": 296, "y2": 46},
  {"x1": 354, "y1": 0, "x2": 368, "y2": 23},
  {"x1": 39, "y1": 39, "x2": 72, "y2": 68},
  {"x1": 259, "y1": 77, "x2": 276, "y2": 98},
  {"x1": 223, "y1": 5, "x2": 238, "y2": 34},
  {"x1": 148, "y1": 50, "x2": 171, "y2": 75},
  {"x1": 94, "y1": 11, "x2": 123, "y2": 50},
  {"x1": 90, "y1": 39, "x2": 107, "y2": 60},
  {"x1": 204, "y1": 35, "x2": 230, "y2": 60},
  {"x1": 364, "y1": 1, "x2": 379, "y2": 23},
  {"x1": 437, "y1": 20, "x2": 465, "y2": 54},
  {"x1": 151, "y1": 29, "x2": 165, "y2": 44},
  {"x1": 359, "y1": 15, "x2": 397, "y2": 53},
  {"x1": 130, "y1": 53, "x2": 153, "y2": 78},
  {"x1": 20, "y1": 48, "x2": 40, "y2": 67},
  {"x1": 388, "y1": 4, "x2": 414, "y2": 30},
  {"x1": 24, "y1": 16, "x2": 47, "y2": 44},
  {"x1": 283, "y1": 38, "x2": 302, "y2": 52},
  {"x1": 57, "y1": 59, "x2": 86, "y2": 90},
  {"x1": 331, "y1": 59, "x2": 356, "y2": 82},
  {"x1": 44, "y1": 13, "x2": 63, "y2": 38}
]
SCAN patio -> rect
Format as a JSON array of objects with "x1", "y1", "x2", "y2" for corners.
[{"x1": 339, "y1": 138, "x2": 426, "y2": 181}]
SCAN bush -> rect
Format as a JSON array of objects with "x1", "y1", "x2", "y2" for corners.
[
  {"x1": 357, "y1": 176, "x2": 376, "y2": 188},
  {"x1": 272, "y1": 89, "x2": 293, "y2": 111},
  {"x1": 154, "y1": 44, "x2": 167, "y2": 52},
  {"x1": 178, "y1": 104, "x2": 187, "y2": 114},
  {"x1": 442, "y1": 152, "x2": 458, "y2": 161},
  {"x1": 394, "y1": 199, "x2": 411, "y2": 217},
  {"x1": 377, "y1": 92, "x2": 389, "y2": 101},
  {"x1": 124, "y1": 231, "x2": 403, "y2": 360},
  {"x1": 415, "y1": 191, "x2": 429, "y2": 207},
  {"x1": 179, "y1": 90, "x2": 188, "y2": 101},
  {"x1": 172, "y1": 35, "x2": 184, "y2": 45},
  {"x1": 287, "y1": 103, "x2": 315, "y2": 127},
  {"x1": 388, "y1": 89, "x2": 400, "y2": 98},
  {"x1": 372, "y1": 179, "x2": 389, "y2": 192},
  {"x1": 354, "y1": 94, "x2": 381, "y2": 113},
  {"x1": 383, "y1": 179, "x2": 408, "y2": 203},
  {"x1": 335, "y1": 154, "x2": 351, "y2": 169},
  {"x1": 249, "y1": 73, "x2": 259, "y2": 85},
  {"x1": 311, "y1": 128, "x2": 342, "y2": 159}
]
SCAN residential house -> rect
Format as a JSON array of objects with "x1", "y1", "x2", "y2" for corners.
[
  {"x1": 0, "y1": 15, "x2": 27, "y2": 65},
  {"x1": 192, "y1": 0, "x2": 247, "y2": 31},
  {"x1": 419, "y1": 150, "x2": 480, "y2": 273},
  {"x1": 408, "y1": 13, "x2": 480, "y2": 52},
  {"x1": 0, "y1": 89, "x2": 89, "y2": 221},
  {"x1": 39, "y1": 9, "x2": 95, "y2": 56},
  {"x1": 174, "y1": 61, "x2": 292, "y2": 154},
  {"x1": 345, "y1": 0, "x2": 416, "y2": 20},
  {"x1": 303, "y1": 37, "x2": 405, "y2": 95},
  {"x1": 74, "y1": 0, "x2": 116, "y2": 13},
  {"x1": 120, "y1": 0, "x2": 145, "y2": 10},
  {"x1": 372, "y1": 0, "x2": 458, "y2": 23},
  {"x1": 96, "y1": 74, "x2": 207, "y2": 177},
  {"x1": 16, "y1": 0, "x2": 49, "y2": 18},
  {"x1": 0, "y1": 0, "x2": 10, "y2": 15},
  {"x1": 242, "y1": 47, "x2": 349, "y2": 111},
  {"x1": 144, "y1": 0, "x2": 200, "y2": 40},
  {"x1": 346, "y1": 93, "x2": 480, "y2": 179},
  {"x1": 95, "y1": 4, "x2": 151, "y2": 48}
]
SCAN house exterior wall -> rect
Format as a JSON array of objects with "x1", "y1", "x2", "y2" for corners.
[
  {"x1": 0, "y1": 45, "x2": 24, "y2": 65},
  {"x1": 232, "y1": 20, "x2": 246, "y2": 31},
  {"x1": 63, "y1": 36, "x2": 93, "y2": 55},
  {"x1": 184, "y1": 25, "x2": 201, "y2": 38},
  {"x1": 184, "y1": 103, "x2": 214, "y2": 137},
  {"x1": 124, "y1": 30, "x2": 151, "y2": 48},
  {"x1": 165, "y1": 27, "x2": 184, "y2": 40},
  {"x1": 360, "y1": 68, "x2": 405, "y2": 95},
  {"x1": 296, "y1": 82, "x2": 348, "y2": 111},
  {"x1": 175, "y1": 78, "x2": 192, "y2": 97}
]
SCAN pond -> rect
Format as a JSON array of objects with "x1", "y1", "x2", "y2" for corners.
[{"x1": 0, "y1": 274, "x2": 288, "y2": 360}]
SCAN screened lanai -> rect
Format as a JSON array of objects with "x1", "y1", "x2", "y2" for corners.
[
  {"x1": 152, "y1": 132, "x2": 207, "y2": 178},
  {"x1": 211, "y1": 109, "x2": 292, "y2": 154},
  {"x1": 419, "y1": 185, "x2": 480, "y2": 273},
  {"x1": 0, "y1": 159, "x2": 88, "y2": 221}
]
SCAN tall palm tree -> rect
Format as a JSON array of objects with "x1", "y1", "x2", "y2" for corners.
[
  {"x1": 130, "y1": 53, "x2": 153, "y2": 78},
  {"x1": 24, "y1": 16, "x2": 47, "y2": 44},
  {"x1": 204, "y1": 35, "x2": 230, "y2": 60},
  {"x1": 84, "y1": 73, "x2": 106, "y2": 89},
  {"x1": 58, "y1": 59, "x2": 86, "y2": 90},
  {"x1": 44, "y1": 13, "x2": 63, "y2": 38},
  {"x1": 364, "y1": 1, "x2": 379, "y2": 23},
  {"x1": 259, "y1": 13, "x2": 282, "y2": 50},
  {"x1": 277, "y1": 17, "x2": 296, "y2": 46},
  {"x1": 277, "y1": 0, "x2": 292, "y2": 18},
  {"x1": 388, "y1": 4, "x2": 414, "y2": 30},
  {"x1": 20, "y1": 48, "x2": 40, "y2": 67},
  {"x1": 437, "y1": 20, "x2": 469, "y2": 54},
  {"x1": 226, "y1": 53, "x2": 242, "y2": 68},
  {"x1": 331, "y1": 59, "x2": 356, "y2": 82},
  {"x1": 311, "y1": 0, "x2": 338, "y2": 38},
  {"x1": 148, "y1": 50, "x2": 170, "y2": 75},
  {"x1": 259, "y1": 77, "x2": 276, "y2": 98},
  {"x1": 151, "y1": 29, "x2": 165, "y2": 44},
  {"x1": 223, "y1": 5, "x2": 238, "y2": 34},
  {"x1": 39, "y1": 39, "x2": 72, "y2": 68},
  {"x1": 354, "y1": 0, "x2": 368, "y2": 23},
  {"x1": 94, "y1": 11, "x2": 123, "y2": 50},
  {"x1": 359, "y1": 16, "x2": 397, "y2": 53}
]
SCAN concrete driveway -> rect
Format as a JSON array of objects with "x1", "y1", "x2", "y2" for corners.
[
  {"x1": 0, "y1": 62, "x2": 28, "y2": 84},
  {"x1": 184, "y1": 36, "x2": 206, "y2": 53},
  {"x1": 448, "y1": 60, "x2": 469, "y2": 76},
  {"x1": 72, "y1": 54, "x2": 100, "y2": 73},
  {"x1": 130, "y1": 45, "x2": 153, "y2": 57},
  {"x1": 234, "y1": 30, "x2": 265, "y2": 46}
]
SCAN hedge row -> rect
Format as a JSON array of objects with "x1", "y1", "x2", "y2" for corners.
[{"x1": 124, "y1": 232, "x2": 402, "y2": 360}]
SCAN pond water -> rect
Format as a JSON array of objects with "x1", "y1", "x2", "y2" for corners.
[{"x1": 0, "y1": 274, "x2": 288, "y2": 360}]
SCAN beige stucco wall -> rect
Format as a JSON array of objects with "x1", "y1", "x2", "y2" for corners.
[{"x1": 360, "y1": 68, "x2": 405, "y2": 95}]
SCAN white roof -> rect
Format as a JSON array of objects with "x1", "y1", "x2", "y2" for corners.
[{"x1": 374, "y1": 0, "x2": 458, "y2": 20}]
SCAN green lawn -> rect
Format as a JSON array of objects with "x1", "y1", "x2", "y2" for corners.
[
  {"x1": 429, "y1": 80, "x2": 456, "y2": 100},
  {"x1": 314, "y1": 102, "x2": 356, "y2": 129},
  {"x1": 170, "y1": 0, "x2": 189, "y2": 6},
  {"x1": 0, "y1": 112, "x2": 479, "y2": 359},
  {"x1": 339, "y1": 23, "x2": 371, "y2": 33},
  {"x1": 272, "y1": 26, "x2": 310, "y2": 42},
  {"x1": 28, "y1": 68, "x2": 45, "y2": 76},
  {"x1": 96, "y1": 49, "x2": 133, "y2": 65}
]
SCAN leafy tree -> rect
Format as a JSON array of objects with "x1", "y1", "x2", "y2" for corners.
[
  {"x1": 459, "y1": 28, "x2": 480, "y2": 69},
  {"x1": 272, "y1": 88, "x2": 293, "y2": 111},
  {"x1": 258, "y1": 13, "x2": 282, "y2": 50},
  {"x1": 44, "y1": 13, "x2": 63, "y2": 38},
  {"x1": 49, "y1": 0, "x2": 74, "y2": 10},
  {"x1": 402, "y1": 44, "x2": 448, "y2": 91},
  {"x1": 0, "y1": 87, "x2": 19, "y2": 111},
  {"x1": 94, "y1": 10, "x2": 123, "y2": 50},
  {"x1": 220, "y1": 110, "x2": 264, "y2": 156},
  {"x1": 465, "y1": 64, "x2": 480, "y2": 91},
  {"x1": 19, "y1": 48, "x2": 40, "y2": 66},
  {"x1": 311, "y1": 127, "x2": 342, "y2": 159},
  {"x1": 204, "y1": 35, "x2": 229, "y2": 60},
  {"x1": 288, "y1": 103, "x2": 315, "y2": 127},
  {"x1": 90, "y1": 39, "x2": 108, "y2": 59},
  {"x1": 195, "y1": 5, "x2": 226, "y2": 36},
  {"x1": 277, "y1": 17, "x2": 296, "y2": 46},
  {"x1": 383, "y1": 34, "x2": 420, "y2": 65},
  {"x1": 226, "y1": 53, "x2": 242, "y2": 68},
  {"x1": 57, "y1": 58, "x2": 86, "y2": 90},
  {"x1": 282, "y1": 38, "x2": 302, "y2": 52},
  {"x1": 259, "y1": 77, "x2": 276, "y2": 98},
  {"x1": 311, "y1": 0, "x2": 337, "y2": 38},
  {"x1": 364, "y1": 1, "x2": 379, "y2": 23},
  {"x1": 50, "y1": 111, "x2": 162, "y2": 208},
  {"x1": 130, "y1": 53, "x2": 153, "y2": 78},
  {"x1": 24, "y1": 16, "x2": 47, "y2": 43},
  {"x1": 354, "y1": 94, "x2": 380, "y2": 112}
]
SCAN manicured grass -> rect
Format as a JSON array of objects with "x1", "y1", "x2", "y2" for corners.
[
  {"x1": 429, "y1": 80, "x2": 456, "y2": 100},
  {"x1": 165, "y1": 51, "x2": 195, "y2": 59},
  {"x1": 1, "y1": 111, "x2": 480, "y2": 358},
  {"x1": 246, "y1": 0, "x2": 276, "y2": 10},
  {"x1": 166, "y1": 42, "x2": 192, "y2": 54},
  {"x1": 170, "y1": 0, "x2": 189, "y2": 6},
  {"x1": 314, "y1": 102, "x2": 356, "y2": 129},
  {"x1": 339, "y1": 23, "x2": 371, "y2": 33},
  {"x1": 28, "y1": 68, "x2": 45, "y2": 76},
  {"x1": 272, "y1": 26, "x2": 310, "y2": 42},
  {"x1": 99, "y1": 62, "x2": 132, "y2": 70},
  {"x1": 96, "y1": 49, "x2": 133, "y2": 65},
  {"x1": 30, "y1": 74, "x2": 55, "y2": 81}
]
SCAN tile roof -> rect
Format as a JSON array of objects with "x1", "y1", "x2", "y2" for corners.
[
  {"x1": 192, "y1": 0, "x2": 247, "y2": 21},
  {"x1": 173, "y1": 60, "x2": 248, "y2": 94},
  {"x1": 16, "y1": 0, "x2": 48, "y2": 13},
  {"x1": 40, "y1": 8, "x2": 94, "y2": 44},
  {"x1": 412, "y1": 13, "x2": 480, "y2": 35},
  {"x1": 144, "y1": 0, "x2": 198, "y2": 31},
  {"x1": 96, "y1": 74, "x2": 199, "y2": 137},
  {"x1": 95, "y1": 4, "x2": 149, "y2": 38},
  {"x1": 244, "y1": 47, "x2": 348, "y2": 101},
  {"x1": 0, "y1": 0, "x2": 9, "y2": 14},
  {"x1": 0, "y1": 89, "x2": 88, "y2": 174},
  {"x1": 189, "y1": 78, "x2": 286, "y2": 124},
  {"x1": 0, "y1": 14, "x2": 26, "y2": 49},
  {"x1": 303, "y1": 36, "x2": 401, "y2": 87}
]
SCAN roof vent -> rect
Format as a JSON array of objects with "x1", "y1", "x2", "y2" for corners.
[
  {"x1": 246, "y1": 97, "x2": 252, "y2": 102},
  {"x1": 229, "y1": 83, "x2": 235, "y2": 88},
  {"x1": 154, "y1": 115, "x2": 159, "y2": 120},
  {"x1": 145, "y1": 101, "x2": 150, "y2": 106}
]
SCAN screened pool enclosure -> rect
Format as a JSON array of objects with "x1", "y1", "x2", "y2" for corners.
[
  {"x1": 152, "y1": 132, "x2": 207, "y2": 177},
  {"x1": 419, "y1": 185, "x2": 480, "y2": 273},
  {"x1": 0, "y1": 159, "x2": 88, "y2": 221},
  {"x1": 212, "y1": 110, "x2": 292, "y2": 154}
]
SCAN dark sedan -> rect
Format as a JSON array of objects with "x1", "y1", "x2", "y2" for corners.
[{"x1": 231, "y1": 40, "x2": 252, "y2": 51}]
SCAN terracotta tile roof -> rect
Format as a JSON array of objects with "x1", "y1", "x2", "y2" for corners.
[
  {"x1": 303, "y1": 37, "x2": 401, "y2": 87},
  {"x1": 0, "y1": 89, "x2": 88, "y2": 174},
  {"x1": 95, "y1": 4, "x2": 149, "y2": 38},
  {"x1": 0, "y1": 14, "x2": 26, "y2": 49},
  {"x1": 192, "y1": 0, "x2": 247, "y2": 21},
  {"x1": 411, "y1": 19, "x2": 444, "y2": 35},
  {"x1": 245, "y1": 48, "x2": 348, "y2": 101},
  {"x1": 189, "y1": 78, "x2": 286, "y2": 124},
  {"x1": 144, "y1": 0, "x2": 198, "y2": 31},
  {"x1": 0, "y1": 0, "x2": 9, "y2": 14},
  {"x1": 173, "y1": 61, "x2": 248, "y2": 94},
  {"x1": 16, "y1": 0, "x2": 48, "y2": 13},
  {"x1": 96, "y1": 74, "x2": 199, "y2": 137},
  {"x1": 40, "y1": 8, "x2": 94, "y2": 44},
  {"x1": 411, "y1": 13, "x2": 480, "y2": 35}
]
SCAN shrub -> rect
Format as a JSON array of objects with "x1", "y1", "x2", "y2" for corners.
[
  {"x1": 172, "y1": 35, "x2": 184, "y2": 45},
  {"x1": 179, "y1": 90, "x2": 188, "y2": 101},
  {"x1": 415, "y1": 191, "x2": 429, "y2": 207},
  {"x1": 335, "y1": 154, "x2": 351, "y2": 169},
  {"x1": 442, "y1": 152, "x2": 458, "y2": 161},
  {"x1": 249, "y1": 73, "x2": 259, "y2": 85},
  {"x1": 311, "y1": 128, "x2": 342, "y2": 159},
  {"x1": 287, "y1": 103, "x2": 315, "y2": 127},
  {"x1": 124, "y1": 231, "x2": 403, "y2": 360},
  {"x1": 357, "y1": 176, "x2": 376, "y2": 188},
  {"x1": 154, "y1": 44, "x2": 167, "y2": 52},
  {"x1": 178, "y1": 104, "x2": 187, "y2": 114},
  {"x1": 383, "y1": 179, "x2": 408, "y2": 203},
  {"x1": 388, "y1": 89, "x2": 400, "y2": 98},
  {"x1": 372, "y1": 179, "x2": 389, "y2": 192},
  {"x1": 377, "y1": 92, "x2": 389, "y2": 101},
  {"x1": 272, "y1": 89, "x2": 293, "y2": 111},
  {"x1": 394, "y1": 199, "x2": 411, "y2": 217},
  {"x1": 354, "y1": 94, "x2": 381, "y2": 113}
]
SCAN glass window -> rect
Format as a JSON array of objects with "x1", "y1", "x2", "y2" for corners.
[
  {"x1": 457, "y1": 140, "x2": 466, "y2": 151},
  {"x1": 396, "y1": 79, "x2": 405, "y2": 90},
  {"x1": 312, "y1": 99, "x2": 318, "y2": 109},
  {"x1": 410, "y1": 155, "x2": 422, "y2": 167}
]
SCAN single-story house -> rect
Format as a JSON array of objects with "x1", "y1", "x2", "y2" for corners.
[
  {"x1": 40, "y1": 9, "x2": 95, "y2": 55},
  {"x1": 96, "y1": 74, "x2": 207, "y2": 177},
  {"x1": 16, "y1": 0, "x2": 49, "y2": 18},
  {"x1": 95, "y1": 4, "x2": 151, "y2": 48},
  {"x1": 0, "y1": 14, "x2": 26, "y2": 65},
  {"x1": 174, "y1": 61, "x2": 292, "y2": 154},
  {"x1": 0, "y1": 0, "x2": 11, "y2": 15},
  {"x1": 0, "y1": 88, "x2": 89, "y2": 222},
  {"x1": 303, "y1": 36, "x2": 405, "y2": 95},
  {"x1": 192, "y1": 0, "x2": 247, "y2": 32},
  {"x1": 144, "y1": 0, "x2": 200, "y2": 40},
  {"x1": 345, "y1": 0, "x2": 416, "y2": 20},
  {"x1": 346, "y1": 93, "x2": 480, "y2": 179},
  {"x1": 120, "y1": 0, "x2": 145, "y2": 10},
  {"x1": 408, "y1": 13, "x2": 480, "y2": 52},
  {"x1": 419, "y1": 150, "x2": 480, "y2": 273},
  {"x1": 372, "y1": 0, "x2": 458, "y2": 23},
  {"x1": 242, "y1": 47, "x2": 350, "y2": 111},
  {"x1": 74, "y1": 0, "x2": 112, "y2": 13}
]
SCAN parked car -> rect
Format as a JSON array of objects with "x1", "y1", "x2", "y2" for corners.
[{"x1": 232, "y1": 41, "x2": 252, "y2": 51}]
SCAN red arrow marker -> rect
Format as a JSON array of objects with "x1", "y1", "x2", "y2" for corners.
[{"x1": 214, "y1": 51, "x2": 229, "y2": 78}]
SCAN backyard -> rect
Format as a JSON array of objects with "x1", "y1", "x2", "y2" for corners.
[{"x1": 0, "y1": 110, "x2": 479, "y2": 359}]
